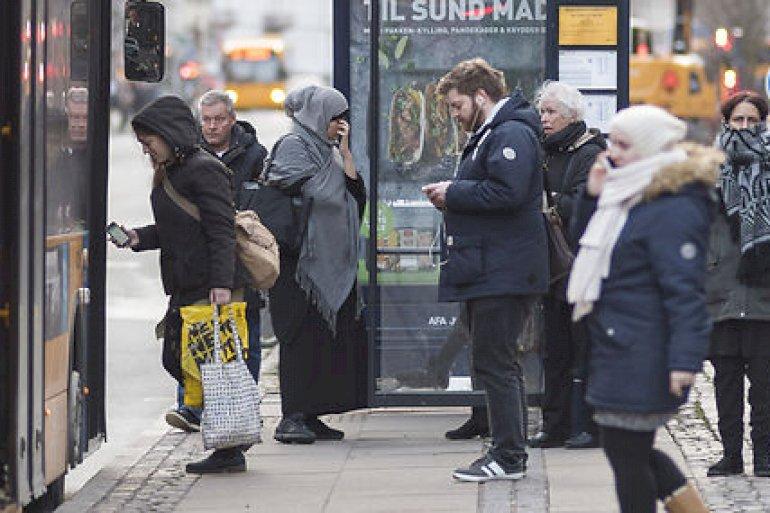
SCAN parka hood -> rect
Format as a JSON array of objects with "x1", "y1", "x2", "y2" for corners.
[
  {"x1": 488, "y1": 90, "x2": 543, "y2": 139},
  {"x1": 643, "y1": 143, "x2": 724, "y2": 201},
  {"x1": 131, "y1": 95, "x2": 200, "y2": 158},
  {"x1": 231, "y1": 120, "x2": 258, "y2": 148}
]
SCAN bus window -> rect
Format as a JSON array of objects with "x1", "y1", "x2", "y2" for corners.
[
  {"x1": 70, "y1": 0, "x2": 88, "y2": 82},
  {"x1": 224, "y1": 55, "x2": 285, "y2": 83}
]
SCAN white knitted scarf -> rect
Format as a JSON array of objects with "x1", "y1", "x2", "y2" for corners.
[{"x1": 568, "y1": 149, "x2": 688, "y2": 321}]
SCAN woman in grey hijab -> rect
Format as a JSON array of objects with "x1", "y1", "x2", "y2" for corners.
[{"x1": 268, "y1": 85, "x2": 368, "y2": 444}]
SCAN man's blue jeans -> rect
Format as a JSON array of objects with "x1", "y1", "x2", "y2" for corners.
[{"x1": 178, "y1": 290, "x2": 262, "y2": 419}]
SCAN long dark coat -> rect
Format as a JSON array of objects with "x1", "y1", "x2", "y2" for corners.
[
  {"x1": 131, "y1": 96, "x2": 238, "y2": 381},
  {"x1": 269, "y1": 175, "x2": 368, "y2": 416}
]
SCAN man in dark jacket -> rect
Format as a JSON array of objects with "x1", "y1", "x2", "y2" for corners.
[
  {"x1": 199, "y1": 90, "x2": 266, "y2": 386},
  {"x1": 424, "y1": 58, "x2": 548, "y2": 482}
]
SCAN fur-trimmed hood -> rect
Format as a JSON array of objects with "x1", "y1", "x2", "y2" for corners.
[{"x1": 643, "y1": 143, "x2": 724, "y2": 201}]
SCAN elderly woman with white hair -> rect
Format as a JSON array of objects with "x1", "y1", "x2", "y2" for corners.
[
  {"x1": 568, "y1": 105, "x2": 720, "y2": 512},
  {"x1": 530, "y1": 81, "x2": 606, "y2": 450}
]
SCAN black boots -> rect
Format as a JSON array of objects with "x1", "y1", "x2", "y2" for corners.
[
  {"x1": 528, "y1": 431, "x2": 566, "y2": 448},
  {"x1": 274, "y1": 413, "x2": 316, "y2": 444},
  {"x1": 707, "y1": 455, "x2": 744, "y2": 476},
  {"x1": 564, "y1": 431, "x2": 599, "y2": 449},
  {"x1": 186, "y1": 448, "x2": 246, "y2": 474},
  {"x1": 306, "y1": 417, "x2": 345, "y2": 441},
  {"x1": 445, "y1": 407, "x2": 490, "y2": 440}
]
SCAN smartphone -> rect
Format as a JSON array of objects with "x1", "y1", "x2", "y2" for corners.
[{"x1": 106, "y1": 222, "x2": 131, "y2": 247}]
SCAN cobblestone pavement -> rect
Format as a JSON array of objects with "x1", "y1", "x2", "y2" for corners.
[
  {"x1": 86, "y1": 431, "x2": 201, "y2": 513},
  {"x1": 666, "y1": 362, "x2": 770, "y2": 513}
]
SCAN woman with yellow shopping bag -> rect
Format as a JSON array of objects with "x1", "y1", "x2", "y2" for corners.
[{"x1": 110, "y1": 96, "x2": 254, "y2": 474}]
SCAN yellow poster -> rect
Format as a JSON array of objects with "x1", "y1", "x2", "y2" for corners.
[{"x1": 559, "y1": 6, "x2": 618, "y2": 46}]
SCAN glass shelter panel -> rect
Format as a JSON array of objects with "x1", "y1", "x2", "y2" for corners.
[{"x1": 348, "y1": 0, "x2": 547, "y2": 399}]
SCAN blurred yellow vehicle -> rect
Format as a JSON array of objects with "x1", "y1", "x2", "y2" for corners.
[
  {"x1": 630, "y1": 54, "x2": 718, "y2": 121},
  {"x1": 222, "y1": 36, "x2": 287, "y2": 110}
]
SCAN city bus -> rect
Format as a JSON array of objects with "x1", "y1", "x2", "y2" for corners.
[
  {"x1": 222, "y1": 36, "x2": 288, "y2": 110},
  {"x1": 0, "y1": 1, "x2": 157, "y2": 510}
]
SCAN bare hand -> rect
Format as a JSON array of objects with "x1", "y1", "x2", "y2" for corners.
[
  {"x1": 670, "y1": 371, "x2": 695, "y2": 397},
  {"x1": 338, "y1": 120, "x2": 351, "y2": 158},
  {"x1": 587, "y1": 153, "x2": 610, "y2": 197},
  {"x1": 126, "y1": 228, "x2": 139, "y2": 248},
  {"x1": 209, "y1": 288, "x2": 232, "y2": 305},
  {"x1": 422, "y1": 181, "x2": 452, "y2": 209}
]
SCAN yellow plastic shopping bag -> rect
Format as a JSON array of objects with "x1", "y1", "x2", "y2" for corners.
[{"x1": 180, "y1": 302, "x2": 249, "y2": 408}]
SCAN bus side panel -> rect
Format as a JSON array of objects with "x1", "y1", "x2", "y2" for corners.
[
  {"x1": 30, "y1": 0, "x2": 49, "y2": 498},
  {"x1": 15, "y1": 0, "x2": 38, "y2": 504}
]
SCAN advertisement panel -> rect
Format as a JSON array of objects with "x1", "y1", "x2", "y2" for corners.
[{"x1": 347, "y1": 0, "x2": 546, "y2": 398}]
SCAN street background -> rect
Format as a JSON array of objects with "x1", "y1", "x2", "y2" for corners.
[{"x1": 59, "y1": 0, "x2": 770, "y2": 511}]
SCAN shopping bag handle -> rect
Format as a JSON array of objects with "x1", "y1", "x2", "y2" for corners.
[{"x1": 210, "y1": 303, "x2": 245, "y2": 365}]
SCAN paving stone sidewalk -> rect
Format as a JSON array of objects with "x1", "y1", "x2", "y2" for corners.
[
  {"x1": 58, "y1": 347, "x2": 766, "y2": 513},
  {"x1": 666, "y1": 362, "x2": 770, "y2": 513}
]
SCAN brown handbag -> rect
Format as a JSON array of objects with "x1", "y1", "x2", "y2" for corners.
[{"x1": 543, "y1": 190, "x2": 575, "y2": 285}]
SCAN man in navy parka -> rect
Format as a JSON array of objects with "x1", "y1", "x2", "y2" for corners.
[{"x1": 424, "y1": 58, "x2": 548, "y2": 482}]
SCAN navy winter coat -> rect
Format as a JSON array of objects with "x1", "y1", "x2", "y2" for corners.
[
  {"x1": 438, "y1": 92, "x2": 549, "y2": 302},
  {"x1": 571, "y1": 145, "x2": 720, "y2": 414}
]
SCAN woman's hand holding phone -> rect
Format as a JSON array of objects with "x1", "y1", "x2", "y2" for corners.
[{"x1": 107, "y1": 222, "x2": 138, "y2": 249}]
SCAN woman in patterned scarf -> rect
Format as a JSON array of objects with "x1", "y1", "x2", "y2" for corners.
[{"x1": 706, "y1": 91, "x2": 770, "y2": 478}]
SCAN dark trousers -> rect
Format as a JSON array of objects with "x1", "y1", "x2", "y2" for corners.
[
  {"x1": 711, "y1": 356, "x2": 770, "y2": 458},
  {"x1": 467, "y1": 295, "x2": 530, "y2": 463},
  {"x1": 601, "y1": 426, "x2": 687, "y2": 513},
  {"x1": 542, "y1": 295, "x2": 594, "y2": 438}
]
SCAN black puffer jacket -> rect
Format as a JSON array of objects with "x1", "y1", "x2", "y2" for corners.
[
  {"x1": 131, "y1": 96, "x2": 236, "y2": 305},
  {"x1": 202, "y1": 120, "x2": 268, "y2": 210},
  {"x1": 542, "y1": 121, "x2": 606, "y2": 228}
]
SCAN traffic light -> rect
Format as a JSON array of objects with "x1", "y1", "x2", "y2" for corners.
[
  {"x1": 715, "y1": 27, "x2": 734, "y2": 52},
  {"x1": 723, "y1": 68, "x2": 738, "y2": 90}
]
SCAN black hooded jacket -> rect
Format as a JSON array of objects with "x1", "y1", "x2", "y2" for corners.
[
  {"x1": 131, "y1": 96, "x2": 236, "y2": 305},
  {"x1": 202, "y1": 120, "x2": 268, "y2": 210},
  {"x1": 439, "y1": 91, "x2": 549, "y2": 302}
]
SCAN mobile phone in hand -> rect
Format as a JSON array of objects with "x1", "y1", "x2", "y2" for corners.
[{"x1": 106, "y1": 222, "x2": 131, "y2": 247}]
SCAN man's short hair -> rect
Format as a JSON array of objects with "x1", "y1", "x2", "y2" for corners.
[
  {"x1": 436, "y1": 58, "x2": 507, "y2": 102},
  {"x1": 198, "y1": 90, "x2": 236, "y2": 117}
]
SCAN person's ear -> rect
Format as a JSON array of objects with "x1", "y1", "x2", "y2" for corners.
[{"x1": 475, "y1": 95, "x2": 484, "y2": 108}]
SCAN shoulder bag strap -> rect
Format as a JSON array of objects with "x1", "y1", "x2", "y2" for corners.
[{"x1": 162, "y1": 176, "x2": 201, "y2": 221}]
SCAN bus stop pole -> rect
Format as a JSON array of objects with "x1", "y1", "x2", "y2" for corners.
[{"x1": 367, "y1": 0, "x2": 381, "y2": 407}]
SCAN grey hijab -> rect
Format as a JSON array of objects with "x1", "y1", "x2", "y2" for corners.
[{"x1": 268, "y1": 85, "x2": 360, "y2": 334}]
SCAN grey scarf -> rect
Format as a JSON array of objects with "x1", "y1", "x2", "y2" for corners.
[
  {"x1": 268, "y1": 86, "x2": 359, "y2": 334},
  {"x1": 718, "y1": 123, "x2": 770, "y2": 254}
]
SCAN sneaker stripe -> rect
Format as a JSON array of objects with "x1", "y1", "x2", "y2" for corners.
[
  {"x1": 481, "y1": 464, "x2": 495, "y2": 477},
  {"x1": 487, "y1": 460, "x2": 506, "y2": 476}
]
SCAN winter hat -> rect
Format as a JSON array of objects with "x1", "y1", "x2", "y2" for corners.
[{"x1": 609, "y1": 105, "x2": 687, "y2": 159}]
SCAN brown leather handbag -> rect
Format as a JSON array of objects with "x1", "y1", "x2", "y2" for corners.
[{"x1": 543, "y1": 191, "x2": 575, "y2": 285}]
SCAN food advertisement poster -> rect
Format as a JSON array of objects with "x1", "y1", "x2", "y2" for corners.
[{"x1": 347, "y1": 0, "x2": 547, "y2": 392}]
